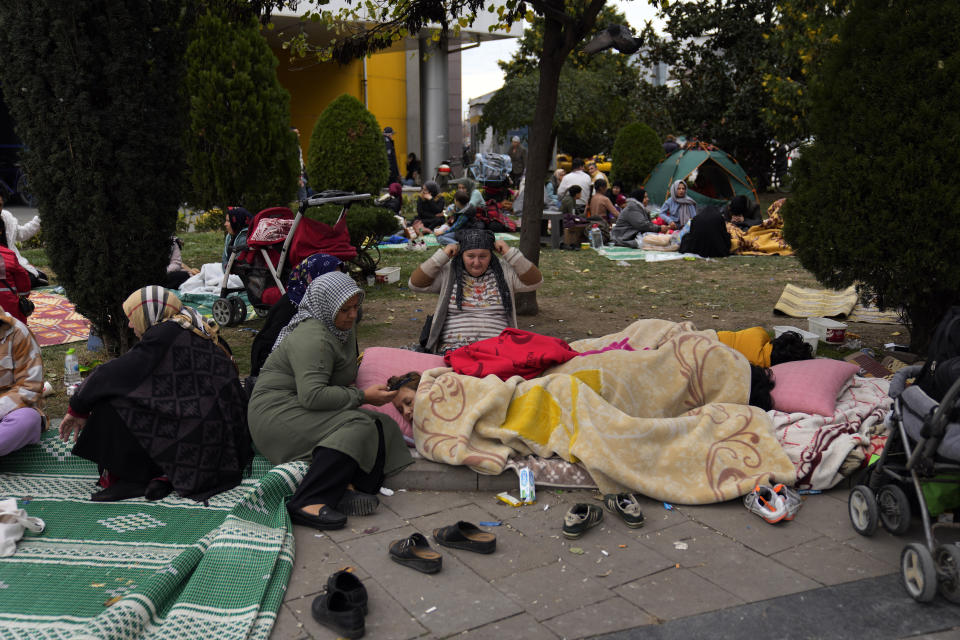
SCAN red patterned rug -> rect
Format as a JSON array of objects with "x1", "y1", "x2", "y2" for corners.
[{"x1": 26, "y1": 289, "x2": 90, "y2": 347}]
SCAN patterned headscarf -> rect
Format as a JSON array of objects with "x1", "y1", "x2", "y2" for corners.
[
  {"x1": 285, "y1": 253, "x2": 343, "y2": 305},
  {"x1": 272, "y1": 271, "x2": 363, "y2": 350},
  {"x1": 122, "y1": 286, "x2": 216, "y2": 342},
  {"x1": 452, "y1": 229, "x2": 512, "y2": 319}
]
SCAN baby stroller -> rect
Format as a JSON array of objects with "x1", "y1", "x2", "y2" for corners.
[
  {"x1": 848, "y1": 365, "x2": 960, "y2": 603},
  {"x1": 469, "y1": 153, "x2": 513, "y2": 201},
  {"x1": 213, "y1": 191, "x2": 370, "y2": 326}
]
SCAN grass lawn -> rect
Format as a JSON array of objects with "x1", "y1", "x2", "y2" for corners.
[{"x1": 29, "y1": 199, "x2": 908, "y2": 420}]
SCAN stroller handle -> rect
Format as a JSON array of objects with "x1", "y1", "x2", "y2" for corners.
[
  {"x1": 889, "y1": 364, "x2": 924, "y2": 399},
  {"x1": 302, "y1": 192, "x2": 371, "y2": 209}
]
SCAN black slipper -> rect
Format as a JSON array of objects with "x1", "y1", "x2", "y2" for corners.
[
  {"x1": 91, "y1": 481, "x2": 146, "y2": 502},
  {"x1": 327, "y1": 569, "x2": 368, "y2": 615},
  {"x1": 311, "y1": 589, "x2": 365, "y2": 639},
  {"x1": 145, "y1": 478, "x2": 174, "y2": 501},
  {"x1": 337, "y1": 489, "x2": 379, "y2": 516},
  {"x1": 388, "y1": 532, "x2": 442, "y2": 574},
  {"x1": 289, "y1": 505, "x2": 347, "y2": 530},
  {"x1": 433, "y1": 521, "x2": 497, "y2": 554}
]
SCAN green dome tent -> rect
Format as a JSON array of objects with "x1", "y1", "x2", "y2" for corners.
[{"x1": 644, "y1": 146, "x2": 758, "y2": 207}]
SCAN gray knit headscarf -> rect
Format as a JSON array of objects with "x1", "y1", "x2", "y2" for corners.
[
  {"x1": 452, "y1": 229, "x2": 512, "y2": 318},
  {"x1": 272, "y1": 271, "x2": 363, "y2": 351}
]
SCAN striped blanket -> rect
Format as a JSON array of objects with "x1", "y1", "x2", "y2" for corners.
[{"x1": 0, "y1": 431, "x2": 303, "y2": 639}]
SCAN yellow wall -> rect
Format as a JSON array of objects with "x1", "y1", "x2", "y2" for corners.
[{"x1": 274, "y1": 48, "x2": 407, "y2": 177}]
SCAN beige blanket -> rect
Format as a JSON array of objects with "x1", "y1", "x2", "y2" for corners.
[{"x1": 413, "y1": 320, "x2": 796, "y2": 504}]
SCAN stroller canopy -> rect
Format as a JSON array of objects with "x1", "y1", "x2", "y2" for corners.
[
  {"x1": 644, "y1": 147, "x2": 758, "y2": 207},
  {"x1": 469, "y1": 153, "x2": 512, "y2": 186}
]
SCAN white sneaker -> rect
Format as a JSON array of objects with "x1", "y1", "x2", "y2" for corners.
[
  {"x1": 743, "y1": 485, "x2": 788, "y2": 524},
  {"x1": 42, "y1": 381, "x2": 54, "y2": 398},
  {"x1": 773, "y1": 484, "x2": 803, "y2": 521}
]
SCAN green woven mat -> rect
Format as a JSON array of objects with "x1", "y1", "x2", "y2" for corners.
[
  {"x1": 0, "y1": 431, "x2": 304, "y2": 639},
  {"x1": 378, "y1": 232, "x2": 519, "y2": 250}
]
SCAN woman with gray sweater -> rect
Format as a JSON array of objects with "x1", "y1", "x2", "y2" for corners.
[{"x1": 610, "y1": 188, "x2": 670, "y2": 248}]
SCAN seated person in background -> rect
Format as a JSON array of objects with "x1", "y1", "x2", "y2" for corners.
[
  {"x1": 658, "y1": 180, "x2": 697, "y2": 228},
  {"x1": 557, "y1": 158, "x2": 593, "y2": 210},
  {"x1": 586, "y1": 161, "x2": 608, "y2": 187},
  {"x1": 409, "y1": 229, "x2": 543, "y2": 354},
  {"x1": 404, "y1": 153, "x2": 422, "y2": 186},
  {"x1": 545, "y1": 169, "x2": 564, "y2": 210},
  {"x1": 436, "y1": 192, "x2": 479, "y2": 246},
  {"x1": 560, "y1": 185, "x2": 589, "y2": 249},
  {"x1": 222, "y1": 206, "x2": 252, "y2": 269},
  {"x1": 585, "y1": 179, "x2": 618, "y2": 244},
  {"x1": 723, "y1": 195, "x2": 762, "y2": 231},
  {"x1": 59, "y1": 286, "x2": 252, "y2": 502},
  {"x1": 0, "y1": 244, "x2": 31, "y2": 323},
  {"x1": 250, "y1": 253, "x2": 344, "y2": 378},
  {"x1": 376, "y1": 182, "x2": 404, "y2": 215},
  {"x1": 248, "y1": 272, "x2": 412, "y2": 529},
  {"x1": 0, "y1": 192, "x2": 47, "y2": 288},
  {"x1": 0, "y1": 307, "x2": 44, "y2": 457},
  {"x1": 611, "y1": 188, "x2": 670, "y2": 248},
  {"x1": 453, "y1": 177, "x2": 485, "y2": 209},
  {"x1": 414, "y1": 181, "x2": 445, "y2": 230},
  {"x1": 165, "y1": 235, "x2": 199, "y2": 290},
  {"x1": 609, "y1": 181, "x2": 627, "y2": 208},
  {"x1": 678, "y1": 206, "x2": 730, "y2": 258},
  {"x1": 717, "y1": 327, "x2": 814, "y2": 368}
]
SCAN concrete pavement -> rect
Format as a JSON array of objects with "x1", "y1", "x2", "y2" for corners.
[{"x1": 271, "y1": 459, "x2": 960, "y2": 640}]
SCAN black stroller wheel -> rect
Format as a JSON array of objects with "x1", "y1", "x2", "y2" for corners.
[
  {"x1": 901, "y1": 542, "x2": 938, "y2": 602},
  {"x1": 254, "y1": 306, "x2": 270, "y2": 319},
  {"x1": 849, "y1": 485, "x2": 879, "y2": 536},
  {"x1": 229, "y1": 296, "x2": 247, "y2": 324},
  {"x1": 212, "y1": 298, "x2": 234, "y2": 326},
  {"x1": 877, "y1": 485, "x2": 912, "y2": 535},
  {"x1": 935, "y1": 544, "x2": 960, "y2": 604}
]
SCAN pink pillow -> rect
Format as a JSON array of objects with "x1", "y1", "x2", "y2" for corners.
[
  {"x1": 770, "y1": 359, "x2": 860, "y2": 416},
  {"x1": 356, "y1": 347, "x2": 445, "y2": 444}
]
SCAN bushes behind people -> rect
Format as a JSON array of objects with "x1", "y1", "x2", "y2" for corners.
[
  {"x1": 307, "y1": 94, "x2": 389, "y2": 196},
  {"x1": 611, "y1": 122, "x2": 663, "y2": 189}
]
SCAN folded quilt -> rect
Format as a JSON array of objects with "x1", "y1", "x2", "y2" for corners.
[{"x1": 413, "y1": 319, "x2": 796, "y2": 504}]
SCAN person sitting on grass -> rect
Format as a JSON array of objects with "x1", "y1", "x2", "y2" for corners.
[
  {"x1": 221, "y1": 206, "x2": 252, "y2": 270},
  {"x1": 585, "y1": 179, "x2": 618, "y2": 244},
  {"x1": 435, "y1": 192, "x2": 479, "y2": 246},
  {"x1": 611, "y1": 188, "x2": 669, "y2": 248},
  {"x1": 658, "y1": 180, "x2": 697, "y2": 228},
  {"x1": 59, "y1": 286, "x2": 252, "y2": 502},
  {"x1": 0, "y1": 192, "x2": 47, "y2": 288},
  {"x1": 414, "y1": 181, "x2": 445, "y2": 230},
  {"x1": 560, "y1": 185, "x2": 589, "y2": 250},
  {"x1": 409, "y1": 229, "x2": 543, "y2": 354},
  {"x1": 723, "y1": 195, "x2": 762, "y2": 231},
  {"x1": 248, "y1": 272, "x2": 412, "y2": 530},
  {"x1": 0, "y1": 307, "x2": 44, "y2": 457}
]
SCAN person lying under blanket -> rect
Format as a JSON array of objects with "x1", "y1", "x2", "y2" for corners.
[{"x1": 717, "y1": 327, "x2": 814, "y2": 368}]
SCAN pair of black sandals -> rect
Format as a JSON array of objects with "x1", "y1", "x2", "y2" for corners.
[
  {"x1": 311, "y1": 569, "x2": 368, "y2": 639},
  {"x1": 388, "y1": 521, "x2": 497, "y2": 574}
]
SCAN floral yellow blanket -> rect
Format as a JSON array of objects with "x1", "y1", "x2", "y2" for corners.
[
  {"x1": 413, "y1": 320, "x2": 796, "y2": 504},
  {"x1": 728, "y1": 199, "x2": 794, "y2": 256}
]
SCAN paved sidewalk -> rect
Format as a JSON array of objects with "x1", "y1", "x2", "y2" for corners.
[{"x1": 271, "y1": 460, "x2": 960, "y2": 640}]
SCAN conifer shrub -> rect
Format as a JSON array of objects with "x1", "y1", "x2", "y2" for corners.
[
  {"x1": 307, "y1": 95, "x2": 389, "y2": 196},
  {"x1": 184, "y1": 11, "x2": 299, "y2": 213},
  {"x1": 0, "y1": 1, "x2": 187, "y2": 350},
  {"x1": 610, "y1": 122, "x2": 663, "y2": 190},
  {"x1": 782, "y1": 0, "x2": 960, "y2": 351}
]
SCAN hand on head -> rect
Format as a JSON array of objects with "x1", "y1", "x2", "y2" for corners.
[
  {"x1": 443, "y1": 243, "x2": 459, "y2": 259},
  {"x1": 493, "y1": 239, "x2": 510, "y2": 256},
  {"x1": 363, "y1": 384, "x2": 397, "y2": 406}
]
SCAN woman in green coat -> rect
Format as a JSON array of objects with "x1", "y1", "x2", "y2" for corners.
[{"x1": 249, "y1": 272, "x2": 412, "y2": 530}]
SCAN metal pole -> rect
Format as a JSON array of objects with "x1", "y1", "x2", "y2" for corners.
[{"x1": 419, "y1": 34, "x2": 449, "y2": 184}]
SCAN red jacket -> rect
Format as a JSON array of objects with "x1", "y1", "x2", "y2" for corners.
[{"x1": 0, "y1": 246, "x2": 30, "y2": 323}]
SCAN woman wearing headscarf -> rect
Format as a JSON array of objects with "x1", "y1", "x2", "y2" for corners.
[
  {"x1": 221, "y1": 206, "x2": 253, "y2": 269},
  {"x1": 58, "y1": 286, "x2": 251, "y2": 502},
  {"x1": 248, "y1": 272, "x2": 412, "y2": 530},
  {"x1": 658, "y1": 180, "x2": 698, "y2": 228},
  {"x1": 409, "y1": 229, "x2": 543, "y2": 354},
  {"x1": 376, "y1": 182, "x2": 404, "y2": 215},
  {"x1": 678, "y1": 206, "x2": 731, "y2": 258},
  {"x1": 414, "y1": 180, "x2": 445, "y2": 230},
  {"x1": 249, "y1": 253, "x2": 343, "y2": 378},
  {"x1": 611, "y1": 188, "x2": 670, "y2": 248}
]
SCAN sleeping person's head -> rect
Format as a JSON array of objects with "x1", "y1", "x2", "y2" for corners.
[
  {"x1": 387, "y1": 371, "x2": 421, "y2": 422},
  {"x1": 770, "y1": 331, "x2": 814, "y2": 366}
]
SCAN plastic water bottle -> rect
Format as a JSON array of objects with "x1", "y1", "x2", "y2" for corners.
[
  {"x1": 64, "y1": 348, "x2": 81, "y2": 392},
  {"x1": 589, "y1": 224, "x2": 602, "y2": 249}
]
